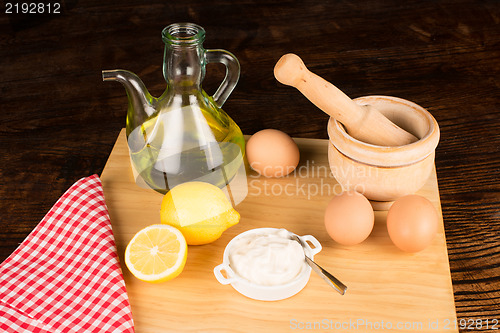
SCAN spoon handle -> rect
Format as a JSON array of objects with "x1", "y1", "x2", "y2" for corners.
[{"x1": 305, "y1": 255, "x2": 347, "y2": 295}]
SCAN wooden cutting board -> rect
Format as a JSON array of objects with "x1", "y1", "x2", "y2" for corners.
[{"x1": 101, "y1": 129, "x2": 457, "y2": 332}]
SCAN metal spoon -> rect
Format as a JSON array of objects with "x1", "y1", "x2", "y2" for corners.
[{"x1": 291, "y1": 234, "x2": 347, "y2": 295}]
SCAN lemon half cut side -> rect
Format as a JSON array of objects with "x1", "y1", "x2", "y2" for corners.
[{"x1": 125, "y1": 224, "x2": 187, "y2": 283}]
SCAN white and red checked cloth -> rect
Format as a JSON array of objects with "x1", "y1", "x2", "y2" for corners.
[{"x1": 0, "y1": 175, "x2": 134, "y2": 332}]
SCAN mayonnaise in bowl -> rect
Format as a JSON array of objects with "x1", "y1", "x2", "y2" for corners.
[
  {"x1": 229, "y1": 229, "x2": 306, "y2": 286},
  {"x1": 214, "y1": 228, "x2": 322, "y2": 301}
]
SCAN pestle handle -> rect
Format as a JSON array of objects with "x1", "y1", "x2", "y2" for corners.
[{"x1": 274, "y1": 53, "x2": 418, "y2": 146}]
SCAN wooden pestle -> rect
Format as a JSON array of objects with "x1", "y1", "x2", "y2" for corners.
[{"x1": 274, "y1": 53, "x2": 418, "y2": 146}]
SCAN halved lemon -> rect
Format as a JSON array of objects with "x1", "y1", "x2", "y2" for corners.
[{"x1": 125, "y1": 224, "x2": 187, "y2": 283}]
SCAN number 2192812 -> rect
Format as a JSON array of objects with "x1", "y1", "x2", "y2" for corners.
[
  {"x1": 444, "y1": 318, "x2": 499, "y2": 330},
  {"x1": 5, "y1": 3, "x2": 61, "y2": 14}
]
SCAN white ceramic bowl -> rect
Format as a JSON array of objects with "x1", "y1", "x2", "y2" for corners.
[{"x1": 213, "y1": 228, "x2": 322, "y2": 301}]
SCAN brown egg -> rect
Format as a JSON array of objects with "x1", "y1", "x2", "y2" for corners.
[
  {"x1": 324, "y1": 191, "x2": 374, "y2": 245},
  {"x1": 387, "y1": 195, "x2": 438, "y2": 253},
  {"x1": 246, "y1": 129, "x2": 300, "y2": 177}
]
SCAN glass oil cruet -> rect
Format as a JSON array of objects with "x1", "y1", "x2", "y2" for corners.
[{"x1": 102, "y1": 23, "x2": 247, "y2": 205}]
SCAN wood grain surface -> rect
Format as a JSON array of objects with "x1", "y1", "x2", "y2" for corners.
[
  {"x1": 102, "y1": 129, "x2": 456, "y2": 332},
  {"x1": 1, "y1": 1, "x2": 499, "y2": 331}
]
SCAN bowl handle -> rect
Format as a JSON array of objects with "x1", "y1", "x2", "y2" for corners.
[
  {"x1": 301, "y1": 235, "x2": 322, "y2": 256},
  {"x1": 214, "y1": 264, "x2": 237, "y2": 285}
]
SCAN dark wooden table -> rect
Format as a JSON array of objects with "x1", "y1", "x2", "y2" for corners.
[{"x1": 1, "y1": 0, "x2": 499, "y2": 331}]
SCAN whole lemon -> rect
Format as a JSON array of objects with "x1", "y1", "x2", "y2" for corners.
[{"x1": 160, "y1": 181, "x2": 240, "y2": 245}]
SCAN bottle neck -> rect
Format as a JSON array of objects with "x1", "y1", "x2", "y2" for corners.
[
  {"x1": 163, "y1": 43, "x2": 205, "y2": 89},
  {"x1": 162, "y1": 23, "x2": 207, "y2": 90}
]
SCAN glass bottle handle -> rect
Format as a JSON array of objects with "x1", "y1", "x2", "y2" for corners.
[{"x1": 205, "y1": 49, "x2": 240, "y2": 107}]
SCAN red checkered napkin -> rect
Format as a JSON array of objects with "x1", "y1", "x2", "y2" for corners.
[{"x1": 0, "y1": 175, "x2": 134, "y2": 332}]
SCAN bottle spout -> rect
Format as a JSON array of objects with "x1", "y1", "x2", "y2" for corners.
[
  {"x1": 102, "y1": 69, "x2": 156, "y2": 117},
  {"x1": 102, "y1": 69, "x2": 119, "y2": 82},
  {"x1": 102, "y1": 69, "x2": 140, "y2": 83}
]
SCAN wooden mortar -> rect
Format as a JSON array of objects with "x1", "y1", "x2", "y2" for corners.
[{"x1": 327, "y1": 95, "x2": 440, "y2": 210}]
